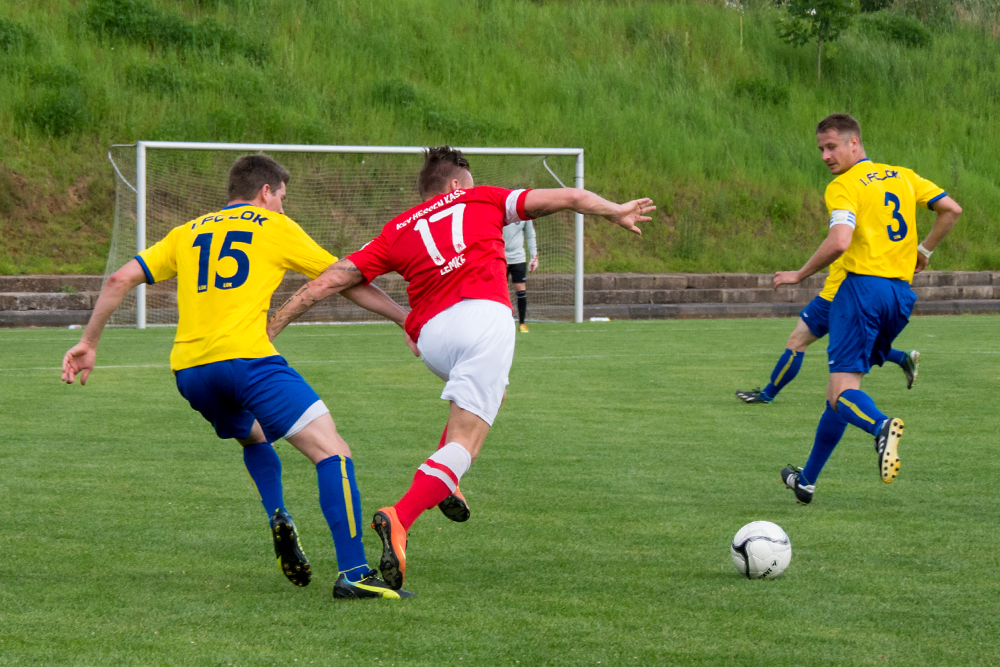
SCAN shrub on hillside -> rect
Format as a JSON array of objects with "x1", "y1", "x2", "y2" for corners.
[
  {"x1": 0, "y1": 19, "x2": 34, "y2": 53},
  {"x1": 732, "y1": 77, "x2": 790, "y2": 105},
  {"x1": 28, "y1": 64, "x2": 83, "y2": 88},
  {"x1": 124, "y1": 63, "x2": 184, "y2": 95},
  {"x1": 860, "y1": 0, "x2": 892, "y2": 11},
  {"x1": 858, "y1": 10, "x2": 933, "y2": 46},
  {"x1": 892, "y1": 0, "x2": 954, "y2": 26},
  {"x1": 84, "y1": 0, "x2": 269, "y2": 64},
  {"x1": 20, "y1": 86, "x2": 87, "y2": 137},
  {"x1": 372, "y1": 78, "x2": 513, "y2": 142}
]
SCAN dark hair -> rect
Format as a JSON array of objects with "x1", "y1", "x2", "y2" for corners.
[
  {"x1": 228, "y1": 154, "x2": 291, "y2": 201},
  {"x1": 417, "y1": 145, "x2": 470, "y2": 199},
  {"x1": 817, "y1": 114, "x2": 862, "y2": 142}
]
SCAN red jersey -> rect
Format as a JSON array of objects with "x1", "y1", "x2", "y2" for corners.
[{"x1": 348, "y1": 186, "x2": 533, "y2": 341}]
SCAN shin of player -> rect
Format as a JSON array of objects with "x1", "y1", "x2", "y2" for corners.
[
  {"x1": 266, "y1": 146, "x2": 654, "y2": 588},
  {"x1": 775, "y1": 114, "x2": 960, "y2": 503}
]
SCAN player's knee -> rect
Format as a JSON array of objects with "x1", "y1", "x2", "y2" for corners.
[{"x1": 514, "y1": 283, "x2": 526, "y2": 292}]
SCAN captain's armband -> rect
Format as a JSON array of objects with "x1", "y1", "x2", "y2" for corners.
[{"x1": 829, "y1": 210, "x2": 856, "y2": 229}]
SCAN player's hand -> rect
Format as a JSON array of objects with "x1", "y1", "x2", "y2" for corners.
[
  {"x1": 914, "y1": 253, "x2": 929, "y2": 274},
  {"x1": 405, "y1": 333, "x2": 420, "y2": 357},
  {"x1": 61, "y1": 342, "x2": 96, "y2": 385},
  {"x1": 773, "y1": 271, "x2": 802, "y2": 290},
  {"x1": 607, "y1": 198, "x2": 655, "y2": 235},
  {"x1": 528, "y1": 255, "x2": 539, "y2": 273}
]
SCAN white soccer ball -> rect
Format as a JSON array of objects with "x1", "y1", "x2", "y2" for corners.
[{"x1": 730, "y1": 521, "x2": 792, "y2": 579}]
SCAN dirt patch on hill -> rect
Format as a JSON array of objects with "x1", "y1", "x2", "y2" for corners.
[{"x1": 0, "y1": 161, "x2": 114, "y2": 274}]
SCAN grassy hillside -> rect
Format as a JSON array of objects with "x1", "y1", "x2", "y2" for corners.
[{"x1": 1, "y1": 0, "x2": 998, "y2": 275}]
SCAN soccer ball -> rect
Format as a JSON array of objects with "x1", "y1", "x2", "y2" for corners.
[{"x1": 730, "y1": 521, "x2": 792, "y2": 579}]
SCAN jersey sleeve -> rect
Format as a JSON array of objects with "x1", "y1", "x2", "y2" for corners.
[
  {"x1": 477, "y1": 185, "x2": 534, "y2": 225},
  {"x1": 824, "y1": 179, "x2": 856, "y2": 214},
  {"x1": 525, "y1": 220, "x2": 538, "y2": 257},
  {"x1": 908, "y1": 170, "x2": 947, "y2": 211},
  {"x1": 347, "y1": 232, "x2": 393, "y2": 283},
  {"x1": 279, "y1": 217, "x2": 338, "y2": 279},
  {"x1": 824, "y1": 179, "x2": 857, "y2": 228},
  {"x1": 135, "y1": 226, "x2": 181, "y2": 284}
]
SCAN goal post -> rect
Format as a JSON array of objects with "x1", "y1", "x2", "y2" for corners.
[{"x1": 106, "y1": 141, "x2": 585, "y2": 328}]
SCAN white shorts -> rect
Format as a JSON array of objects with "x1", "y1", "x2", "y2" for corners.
[{"x1": 417, "y1": 299, "x2": 516, "y2": 426}]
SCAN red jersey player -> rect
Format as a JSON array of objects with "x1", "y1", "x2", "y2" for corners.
[{"x1": 267, "y1": 146, "x2": 654, "y2": 591}]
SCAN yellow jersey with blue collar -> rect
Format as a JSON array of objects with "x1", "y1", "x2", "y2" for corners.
[
  {"x1": 136, "y1": 204, "x2": 336, "y2": 371},
  {"x1": 824, "y1": 158, "x2": 945, "y2": 284}
]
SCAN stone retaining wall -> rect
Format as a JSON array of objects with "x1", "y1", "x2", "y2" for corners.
[{"x1": 3, "y1": 271, "x2": 999, "y2": 327}]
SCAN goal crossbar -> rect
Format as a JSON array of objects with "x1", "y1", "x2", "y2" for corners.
[{"x1": 123, "y1": 141, "x2": 586, "y2": 327}]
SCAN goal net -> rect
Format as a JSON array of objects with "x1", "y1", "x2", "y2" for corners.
[{"x1": 105, "y1": 143, "x2": 584, "y2": 328}]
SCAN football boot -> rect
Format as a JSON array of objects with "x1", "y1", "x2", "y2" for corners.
[
  {"x1": 736, "y1": 387, "x2": 772, "y2": 404},
  {"x1": 371, "y1": 507, "x2": 407, "y2": 590},
  {"x1": 270, "y1": 508, "x2": 311, "y2": 587},
  {"x1": 333, "y1": 570, "x2": 415, "y2": 600},
  {"x1": 901, "y1": 350, "x2": 919, "y2": 389},
  {"x1": 780, "y1": 465, "x2": 815, "y2": 504},
  {"x1": 438, "y1": 486, "x2": 471, "y2": 522},
  {"x1": 519, "y1": 323, "x2": 530, "y2": 333},
  {"x1": 874, "y1": 418, "x2": 904, "y2": 483}
]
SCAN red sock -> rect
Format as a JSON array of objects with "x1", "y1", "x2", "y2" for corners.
[
  {"x1": 437, "y1": 424, "x2": 448, "y2": 450},
  {"x1": 393, "y1": 442, "x2": 471, "y2": 531}
]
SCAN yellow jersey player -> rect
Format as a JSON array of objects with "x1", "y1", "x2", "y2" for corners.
[
  {"x1": 772, "y1": 114, "x2": 961, "y2": 504},
  {"x1": 735, "y1": 255, "x2": 919, "y2": 404},
  {"x1": 61, "y1": 154, "x2": 417, "y2": 599}
]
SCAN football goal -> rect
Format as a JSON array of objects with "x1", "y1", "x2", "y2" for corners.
[{"x1": 105, "y1": 142, "x2": 585, "y2": 328}]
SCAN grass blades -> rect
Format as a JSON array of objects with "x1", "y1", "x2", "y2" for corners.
[{"x1": 1, "y1": 316, "x2": 998, "y2": 664}]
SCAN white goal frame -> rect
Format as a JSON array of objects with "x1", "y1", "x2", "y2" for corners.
[{"x1": 127, "y1": 141, "x2": 586, "y2": 328}]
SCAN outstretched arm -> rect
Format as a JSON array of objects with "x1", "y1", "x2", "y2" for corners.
[
  {"x1": 773, "y1": 224, "x2": 853, "y2": 289},
  {"x1": 915, "y1": 196, "x2": 961, "y2": 273},
  {"x1": 523, "y1": 188, "x2": 654, "y2": 235},
  {"x1": 267, "y1": 258, "x2": 365, "y2": 340},
  {"x1": 61, "y1": 259, "x2": 148, "y2": 385}
]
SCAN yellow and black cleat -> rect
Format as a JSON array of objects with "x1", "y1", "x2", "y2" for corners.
[
  {"x1": 875, "y1": 418, "x2": 904, "y2": 484},
  {"x1": 333, "y1": 570, "x2": 415, "y2": 600},
  {"x1": 270, "y1": 508, "x2": 311, "y2": 587}
]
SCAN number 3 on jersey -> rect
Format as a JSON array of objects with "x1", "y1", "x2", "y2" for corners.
[
  {"x1": 192, "y1": 231, "x2": 253, "y2": 292},
  {"x1": 414, "y1": 204, "x2": 466, "y2": 266},
  {"x1": 884, "y1": 192, "x2": 908, "y2": 242}
]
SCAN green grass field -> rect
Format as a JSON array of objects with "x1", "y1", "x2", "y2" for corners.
[{"x1": 1, "y1": 316, "x2": 999, "y2": 665}]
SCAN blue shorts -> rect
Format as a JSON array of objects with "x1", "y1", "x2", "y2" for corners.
[
  {"x1": 799, "y1": 295, "x2": 832, "y2": 338},
  {"x1": 827, "y1": 273, "x2": 917, "y2": 374},
  {"x1": 175, "y1": 355, "x2": 327, "y2": 443}
]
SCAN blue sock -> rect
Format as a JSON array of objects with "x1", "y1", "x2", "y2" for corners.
[
  {"x1": 761, "y1": 350, "x2": 804, "y2": 401},
  {"x1": 800, "y1": 402, "x2": 848, "y2": 485},
  {"x1": 886, "y1": 349, "x2": 907, "y2": 367},
  {"x1": 242, "y1": 442, "x2": 286, "y2": 518},
  {"x1": 836, "y1": 389, "x2": 888, "y2": 436},
  {"x1": 316, "y1": 455, "x2": 369, "y2": 582}
]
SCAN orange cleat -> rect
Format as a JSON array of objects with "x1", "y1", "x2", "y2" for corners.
[
  {"x1": 438, "y1": 486, "x2": 471, "y2": 522},
  {"x1": 371, "y1": 507, "x2": 407, "y2": 590}
]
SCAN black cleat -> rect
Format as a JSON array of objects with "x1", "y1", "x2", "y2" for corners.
[
  {"x1": 333, "y1": 570, "x2": 415, "y2": 599},
  {"x1": 270, "y1": 509, "x2": 311, "y2": 587},
  {"x1": 781, "y1": 465, "x2": 815, "y2": 504},
  {"x1": 874, "y1": 418, "x2": 903, "y2": 483},
  {"x1": 901, "y1": 350, "x2": 919, "y2": 389},
  {"x1": 736, "y1": 387, "x2": 772, "y2": 404},
  {"x1": 438, "y1": 488, "x2": 471, "y2": 522}
]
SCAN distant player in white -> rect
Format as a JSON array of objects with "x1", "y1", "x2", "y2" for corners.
[{"x1": 503, "y1": 218, "x2": 537, "y2": 332}]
